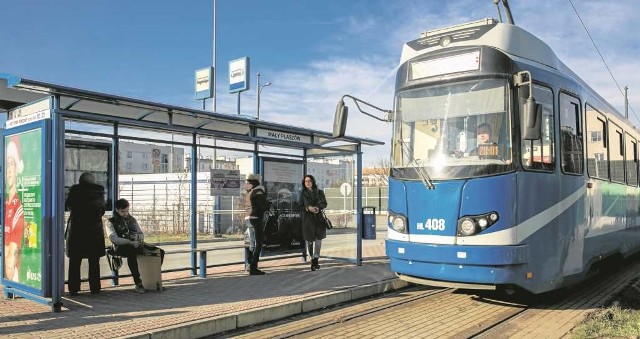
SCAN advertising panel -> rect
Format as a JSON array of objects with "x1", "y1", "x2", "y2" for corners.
[
  {"x1": 210, "y1": 169, "x2": 242, "y2": 196},
  {"x1": 262, "y1": 159, "x2": 304, "y2": 211},
  {"x1": 3, "y1": 128, "x2": 43, "y2": 289}
]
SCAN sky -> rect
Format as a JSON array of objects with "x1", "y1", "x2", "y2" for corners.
[{"x1": 1, "y1": 0, "x2": 638, "y2": 166}]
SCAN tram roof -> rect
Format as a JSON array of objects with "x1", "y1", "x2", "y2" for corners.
[{"x1": 0, "y1": 73, "x2": 383, "y2": 157}]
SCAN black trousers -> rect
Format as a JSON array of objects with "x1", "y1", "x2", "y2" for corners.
[
  {"x1": 113, "y1": 244, "x2": 165, "y2": 285},
  {"x1": 68, "y1": 256, "x2": 101, "y2": 293},
  {"x1": 249, "y1": 218, "x2": 264, "y2": 270}
]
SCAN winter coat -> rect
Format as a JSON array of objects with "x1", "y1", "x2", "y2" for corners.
[
  {"x1": 242, "y1": 185, "x2": 269, "y2": 219},
  {"x1": 299, "y1": 188, "x2": 328, "y2": 241},
  {"x1": 65, "y1": 182, "x2": 106, "y2": 258},
  {"x1": 107, "y1": 213, "x2": 144, "y2": 251}
]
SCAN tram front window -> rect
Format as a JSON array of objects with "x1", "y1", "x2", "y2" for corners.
[{"x1": 391, "y1": 78, "x2": 514, "y2": 180}]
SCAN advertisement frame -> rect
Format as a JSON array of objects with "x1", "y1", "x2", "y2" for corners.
[
  {"x1": 260, "y1": 157, "x2": 305, "y2": 210},
  {"x1": 1, "y1": 120, "x2": 51, "y2": 298}
]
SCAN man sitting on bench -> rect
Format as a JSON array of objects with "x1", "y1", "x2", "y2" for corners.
[{"x1": 107, "y1": 198, "x2": 164, "y2": 293}]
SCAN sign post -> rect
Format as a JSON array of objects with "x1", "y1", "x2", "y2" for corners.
[
  {"x1": 340, "y1": 182, "x2": 352, "y2": 226},
  {"x1": 195, "y1": 67, "x2": 214, "y2": 109},
  {"x1": 229, "y1": 57, "x2": 250, "y2": 114}
]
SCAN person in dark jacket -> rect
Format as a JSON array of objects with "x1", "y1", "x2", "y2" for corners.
[
  {"x1": 242, "y1": 173, "x2": 269, "y2": 275},
  {"x1": 298, "y1": 174, "x2": 327, "y2": 271},
  {"x1": 65, "y1": 172, "x2": 106, "y2": 295},
  {"x1": 107, "y1": 198, "x2": 165, "y2": 294}
]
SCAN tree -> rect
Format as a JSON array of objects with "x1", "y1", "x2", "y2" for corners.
[{"x1": 365, "y1": 157, "x2": 390, "y2": 186}]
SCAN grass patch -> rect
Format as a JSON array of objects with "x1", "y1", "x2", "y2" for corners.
[
  {"x1": 571, "y1": 279, "x2": 640, "y2": 338},
  {"x1": 571, "y1": 306, "x2": 640, "y2": 338}
]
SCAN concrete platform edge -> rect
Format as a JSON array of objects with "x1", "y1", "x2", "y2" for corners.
[{"x1": 124, "y1": 277, "x2": 408, "y2": 339}]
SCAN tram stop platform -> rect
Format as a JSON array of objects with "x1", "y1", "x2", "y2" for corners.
[{"x1": 0, "y1": 251, "x2": 406, "y2": 338}]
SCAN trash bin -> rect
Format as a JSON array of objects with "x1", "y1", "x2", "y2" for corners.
[{"x1": 362, "y1": 206, "x2": 376, "y2": 240}]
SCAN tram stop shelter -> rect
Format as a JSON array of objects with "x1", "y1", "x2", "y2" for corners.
[{"x1": 0, "y1": 73, "x2": 383, "y2": 311}]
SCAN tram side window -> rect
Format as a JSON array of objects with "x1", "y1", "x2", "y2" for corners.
[
  {"x1": 559, "y1": 93, "x2": 583, "y2": 174},
  {"x1": 586, "y1": 106, "x2": 609, "y2": 180},
  {"x1": 521, "y1": 85, "x2": 555, "y2": 171},
  {"x1": 608, "y1": 123, "x2": 625, "y2": 183},
  {"x1": 625, "y1": 134, "x2": 638, "y2": 186}
]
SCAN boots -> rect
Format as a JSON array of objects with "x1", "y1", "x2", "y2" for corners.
[
  {"x1": 249, "y1": 263, "x2": 265, "y2": 275},
  {"x1": 310, "y1": 258, "x2": 320, "y2": 271}
]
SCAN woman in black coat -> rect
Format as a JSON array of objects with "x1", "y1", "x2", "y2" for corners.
[
  {"x1": 65, "y1": 172, "x2": 106, "y2": 295},
  {"x1": 298, "y1": 175, "x2": 327, "y2": 271}
]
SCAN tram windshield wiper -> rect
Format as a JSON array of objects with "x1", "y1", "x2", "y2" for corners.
[{"x1": 399, "y1": 140, "x2": 435, "y2": 190}]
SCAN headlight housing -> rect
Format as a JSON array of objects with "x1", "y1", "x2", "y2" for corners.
[
  {"x1": 457, "y1": 212, "x2": 499, "y2": 236},
  {"x1": 388, "y1": 212, "x2": 408, "y2": 234}
]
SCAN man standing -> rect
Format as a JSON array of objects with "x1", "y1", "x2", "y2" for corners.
[{"x1": 242, "y1": 174, "x2": 269, "y2": 276}]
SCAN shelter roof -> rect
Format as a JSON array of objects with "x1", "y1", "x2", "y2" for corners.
[{"x1": 0, "y1": 73, "x2": 383, "y2": 157}]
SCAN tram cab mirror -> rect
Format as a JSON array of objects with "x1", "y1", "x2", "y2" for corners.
[
  {"x1": 523, "y1": 97, "x2": 542, "y2": 140},
  {"x1": 333, "y1": 100, "x2": 348, "y2": 138}
]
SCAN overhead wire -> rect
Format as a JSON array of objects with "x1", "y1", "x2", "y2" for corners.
[{"x1": 567, "y1": 0, "x2": 637, "y2": 124}]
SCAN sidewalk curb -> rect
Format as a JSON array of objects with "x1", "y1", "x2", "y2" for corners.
[{"x1": 125, "y1": 278, "x2": 409, "y2": 339}]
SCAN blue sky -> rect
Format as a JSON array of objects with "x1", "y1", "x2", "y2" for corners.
[{"x1": 1, "y1": 0, "x2": 638, "y2": 165}]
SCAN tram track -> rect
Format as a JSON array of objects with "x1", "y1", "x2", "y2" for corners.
[
  {"x1": 221, "y1": 286, "x2": 453, "y2": 338},
  {"x1": 224, "y1": 285, "x2": 532, "y2": 338},
  {"x1": 272, "y1": 287, "x2": 453, "y2": 338},
  {"x1": 221, "y1": 256, "x2": 640, "y2": 338}
]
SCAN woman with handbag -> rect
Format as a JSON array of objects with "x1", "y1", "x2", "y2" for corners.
[{"x1": 299, "y1": 174, "x2": 328, "y2": 271}]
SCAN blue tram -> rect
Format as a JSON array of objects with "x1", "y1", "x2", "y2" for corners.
[{"x1": 379, "y1": 13, "x2": 639, "y2": 294}]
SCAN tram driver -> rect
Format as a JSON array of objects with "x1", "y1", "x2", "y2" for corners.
[{"x1": 469, "y1": 123, "x2": 499, "y2": 158}]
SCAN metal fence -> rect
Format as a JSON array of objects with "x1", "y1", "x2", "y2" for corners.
[{"x1": 116, "y1": 186, "x2": 388, "y2": 236}]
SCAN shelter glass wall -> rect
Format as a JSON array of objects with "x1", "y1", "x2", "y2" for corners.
[
  {"x1": 196, "y1": 140, "x2": 254, "y2": 266},
  {"x1": 305, "y1": 154, "x2": 386, "y2": 261}
]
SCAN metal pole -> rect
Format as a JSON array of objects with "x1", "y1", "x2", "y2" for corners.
[
  {"x1": 51, "y1": 94, "x2": 64, "y2": 311},
  {"x1": 625, "y1": 86, "x2": 629, "y2": 119},
  {"x1": 237, "y1": 92, "x2": 241, "y2": 114},
  {"x1": 212, "y1": 0, "x2": 217, "y2": 112},
  {"x1": 356, "y1": 146, "x2": 363, "y2": 266},
  {"x1": 190, "y1": 135, "x2": 198, "y2": 275},
  {"x1": 256, "y1": 73, "x2": 261, "y2": 119}
]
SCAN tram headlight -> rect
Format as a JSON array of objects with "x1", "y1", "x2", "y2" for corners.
[
  {"x1": 458, "y1": 218, "x2": 476, "y2": 236},
  {"x1": 457, "y1": 211, "x2": 500, "y2": 236},
  {"x1": 389, "y1": 213, "x2": 408, "y2": 234}
]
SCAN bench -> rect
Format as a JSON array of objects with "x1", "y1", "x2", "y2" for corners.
[
  {"x1": 106, "y1": 243, "x2": 255, "y2": 284},
  {"x1": 163, "y1": 244, "x2": 247, "y2": 278}
]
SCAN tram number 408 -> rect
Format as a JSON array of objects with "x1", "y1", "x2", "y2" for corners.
[{"x1": 417, "y1": 219, "x2": 445, "y2": 231}]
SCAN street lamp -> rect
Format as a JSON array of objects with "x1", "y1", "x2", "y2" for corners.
[{"x1": 256, "y1": 72, "x2": 271, "y2": 120}]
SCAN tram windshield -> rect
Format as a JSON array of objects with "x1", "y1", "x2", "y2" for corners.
[{"x1": 391, "y1": 78, "x2": 515, "y2": 180}]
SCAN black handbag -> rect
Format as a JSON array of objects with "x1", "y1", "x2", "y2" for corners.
[{"x1": 318, "y1": 210, "x2": 333, "y2": 230}]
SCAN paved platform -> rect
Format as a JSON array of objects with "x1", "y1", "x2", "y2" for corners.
[{"x1": 0, "y1": 254, "x2": 406, "y2": 338}]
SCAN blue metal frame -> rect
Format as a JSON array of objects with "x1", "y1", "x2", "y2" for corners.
[
  {"x1": 190, "y1": 135, "x2": 198, "y2": 275},
  {"x1": 1, "y1": 120, "x2": 53, "y2": 307},
  {"x1": 51, "y1": 95, "x2": 64, "y2": 311}
]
